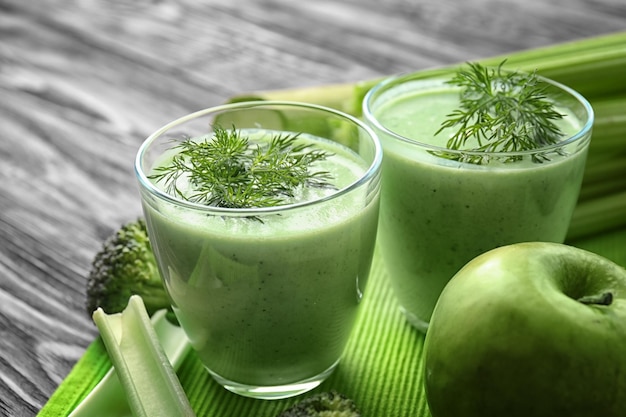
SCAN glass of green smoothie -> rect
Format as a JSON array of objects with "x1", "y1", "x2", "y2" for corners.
[
  {"x1": 135, "y1": 101, "x2": 382, "y2": 399},
  {"x1": 362, "y1": 64, "x2": 593, "y2": 333}
]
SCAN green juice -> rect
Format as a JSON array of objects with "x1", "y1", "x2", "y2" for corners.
[
  {"x1": 141, "y1": 131, "x2": 379, "y2": 393},
  {"x1": 366, "y1": 77, "x2": 592, "y2": 331}
]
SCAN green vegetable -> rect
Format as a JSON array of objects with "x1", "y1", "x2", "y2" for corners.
[
  {"x1": 565, "y1": 190, "x2": 626, "y2": 241},
  {"x1": 277, "y1": 390, "x2": 361, "y2": 417},
  {"x1": 69, "y1": 309, "x2": 191, "y2": 417},
  {"x1": 92, "y1": 295, "x2": 196, "y2": 417},
  {"x1": 225, "y1": 31, "x2": 626, "y2": 241},
  {"x1": 148, "y1": 125, "x2": 333, "y2": 209},
  {"x1": 85, "y1": 218, "x2": 170, "y2": 317}
]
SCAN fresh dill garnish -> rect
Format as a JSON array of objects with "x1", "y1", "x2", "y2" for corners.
[
  {"x1": 435, "y1": 61, "x2": 565, "y2": 164},
  {"x1": 148, "y1": 125, "x2": 334, "y2": 208}
]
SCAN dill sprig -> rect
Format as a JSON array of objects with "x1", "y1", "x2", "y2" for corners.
[
  {"x1": 435, "y1": 61, "x2": 565, "y2": 164},
  {"x1": 149, "y1": 125, "x2": 334, "y2": 208}
]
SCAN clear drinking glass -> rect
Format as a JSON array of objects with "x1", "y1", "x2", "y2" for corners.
[
  {"x1": 135, "y1": 101, "x2": 382, "y2": 399},
  {"x1": 363, "y1": 70, "x2": 593, "y2": 332}
]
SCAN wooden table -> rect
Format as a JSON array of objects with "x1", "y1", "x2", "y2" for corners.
[{"x1": 1, "y1": 0, "x2": 625, "y2": 415}]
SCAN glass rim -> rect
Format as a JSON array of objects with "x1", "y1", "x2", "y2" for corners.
[
  {"x1": 361, "y1": 69, "x2": 595, "y2": 157},
  {"x1": 135, "y1": 100, "x2": 383, "y2": 216}
]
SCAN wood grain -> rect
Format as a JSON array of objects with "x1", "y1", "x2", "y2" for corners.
[{"x1": 1, "y1": 0, "x2": 624, "y2": 414}]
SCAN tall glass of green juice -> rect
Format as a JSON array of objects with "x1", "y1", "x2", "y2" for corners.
[
  {"x1": 363, "y1": 69, "x2": 593, "y2": 333},
  {"x1": 135, "y1": 102, "x2": 382, "y2": 399}
]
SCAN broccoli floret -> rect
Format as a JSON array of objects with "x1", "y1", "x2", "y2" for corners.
[
  {"x1": 277, "y1": 391, "x2": 361, "y2": 417},
  {"x1": 86, "y1": 218, "x2": 171, "y2": 317}
]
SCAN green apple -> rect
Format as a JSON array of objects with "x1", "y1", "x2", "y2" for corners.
[{"x1": 423, "y1": 241, "x2": 626, "y2": 417}]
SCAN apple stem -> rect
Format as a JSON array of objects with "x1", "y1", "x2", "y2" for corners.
[{"x1": 577, "y1": 291, "x2": 614, "y2": 306}]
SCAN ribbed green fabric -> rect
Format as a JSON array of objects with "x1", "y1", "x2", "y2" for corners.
[
  {"x1": 37, "y1": 337, "x2": 111, "y2": 417},
  {"x1": 38, "y1": 228, "x2": 626, "y2": 416}
]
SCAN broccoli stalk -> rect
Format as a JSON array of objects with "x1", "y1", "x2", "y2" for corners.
[
  {"x1": 85, "y1": 218, "x2": 171, "y2": 316},
  {"x1": 277, "y1": 391, "x2": 361, "y2": 417}
]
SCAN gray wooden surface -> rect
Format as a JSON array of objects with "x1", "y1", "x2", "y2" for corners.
[{"x1": 1, "y1": 0, "x2": 625, "y2": 414}]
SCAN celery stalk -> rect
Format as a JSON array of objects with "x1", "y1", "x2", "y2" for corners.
[
  {"x1": 581, "y1": 154, "x2": 626, "y2": 188},
  {"x1": 227, "y1": 32, "x2": 626, "y2": 116},
  {"x1": 228, "y1": 81, "x2": 367, "y2": 116},
  {"x1": 92, "y1": 296, "x2": 196, "y2": 417},
  {"x1": 586, "y1": 96, "x2": 626, "y2": 155},
  {"x1": 579, "y1": 176, "x2": 626, "y2": 202},
  {"x1": 225, "y1": 31, "x2": 626, "y2": 240},
  {"x1": 69, "y1": 309, "x2": 191, "y2": 417},
  {"x1": 567, "y1": 191, "x2": 626, "y2": 241}
]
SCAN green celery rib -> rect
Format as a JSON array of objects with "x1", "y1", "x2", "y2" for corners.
[
  {"x1": 69, "y1": 309, "x2": 191, "y2": 417},
  {"x1": 92, "y1": 296, "x2": 196, "y2": 417},
  {"x1": 581, "y1": 153, "x2": 626, "y2": 188},
  {"x1": 226, "y1": 31, "x2": 626, "y2": 116},
  {"x1": 225, "y1": 31, "x2": 626, "y2": 240},
  {"x1": 587, "y1": 96, "x2": 626, "y2": 155},
  {"x1": 566, "y1": 190, "x2": 626, "y2": 242},
  {"x1": 578, "y1": 175, "x2": 626, "y2": 202}
]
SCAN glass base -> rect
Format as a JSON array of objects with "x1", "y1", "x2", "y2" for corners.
[
  {"x1": 207, "y1": 360, "x2": 340, "y2": 400},
  {"x1": 401, "y1": 306, "x2": 430, "y2": 333}
]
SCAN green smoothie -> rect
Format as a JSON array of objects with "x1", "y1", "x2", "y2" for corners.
[
  {"x1": 365, "y1": 75, "x2": 592, "y2": 331},
  {"x1": 140, "y1": 129, "x2": 380, "y2": 395}
]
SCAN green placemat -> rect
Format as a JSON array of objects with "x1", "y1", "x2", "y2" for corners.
[
  {"x1": 38, "y1": 227, "x2": 626, "y2": 417},
  {"x1": 38, "y1": 247, "x2": 427, "y2": 417}
]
